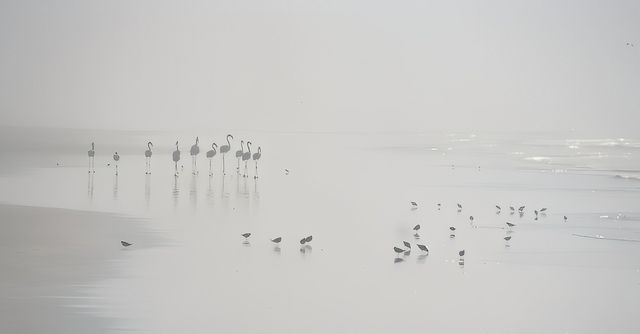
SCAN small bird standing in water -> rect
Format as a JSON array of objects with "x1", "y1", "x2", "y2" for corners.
[
  {"x1": 394, "y1": 247, "x2": 405, "y2": 255},
  {"x1": 271, "y1": 237, "x2": 282, "y2": 244},
  {"x1": 413, "y1": 224, "x2": 421, "y2": 231},
  {"x1": 241, "y1": 233, "x2": 251, "y2": 239},
  {"x1": 459, "y1": 250, "x2": 465, "y2": 257},
  {"x1": 403, "y1": 241, "x2": 411, "y2": 249},
  {"x1": 564, "y1": 215, "x2": 568, "y2": 222},
  {"x1": 121, "y1": 241, "x2": 132, "y2": 247},
  {"x1": 417, "y1": 244, "x2": 429, "y2": 253}
]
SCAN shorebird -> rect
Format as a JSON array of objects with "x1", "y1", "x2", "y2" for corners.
[
  {"x1": 504, "y1": 236, "x2": 512, "y2": 241},
  {"x1": 518, "y1": 206, "x2": 525, "y2": 212},
  {"x1": 410, "y1": 201, "x2": 418, "y2": 209},
  {"x1": 394, "y1": 247, "x2": 405, "y2": 255},
  {"x1": 417, "y1": 244, "x2": 429, "y2": 252},
  {"x1": 459, "y1": 250, "x2": 465, "y2": 257},
  {"x1": 121, "y1": 241, "x2": 132, "y2": 247},
  {"x1": 87, "y1": 142, "x2": 95, "y2": 173},
  {"x1": 540, "y1": 208, "x2": 547, "y2": 212},
  {"x1": 113, "y1": 152, "x2": 120, "y2": 175},
  {"x1": 564, "y1": 215, "x2": 568, "y2": 222},
  {"x1": 457, "y1": 203, "x2": 462, "y2": 210},
  {"x1": 449, "y1": 226, "x2": 456, "y2": 231},
  {"x1": 300, "y1": 237, "x2": 307, "y2": 245},
  {"x1": 506, "y1": 222, "x2": 515, "y2": 230},
  {"x1": 403, "y1": 241, "x2": 411, "y2": 249},
  {"x1": 469, "y1": 216, "x2": 474, "y2": 223},
  {"x1": 413, "y1": 224, "x2": 420, "y2": 231},
  {"x1": 271, "y1": 237, "x2": 282, "y2": 244},
  {"x1": 305, "y1": 236, "x2": 312, "y2": 243},
  {"x1": 241, "y1": 233, "x2": 251, "y2": 239},
  {"x1": 496, "y1": 205, "x2": 501, "y2": 211}
]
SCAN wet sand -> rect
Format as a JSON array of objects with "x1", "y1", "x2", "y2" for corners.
[{"x1": 0, "y1": 204, "x2": 160, "y2": 334}]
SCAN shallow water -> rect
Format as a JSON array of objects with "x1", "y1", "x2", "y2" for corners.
[{"x1": 1, "y1": 130, "x2": 639, "y2": 333}]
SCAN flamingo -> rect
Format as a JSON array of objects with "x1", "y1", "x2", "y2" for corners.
[
  {"x1": 190, "y1": 137, "x2": 200, "y2": 175},
  {"x1": 252, "y1": 146, "x2": 261, "y2": 179},
  {"x1": 242, "y1": 141, "x2": 252, "y2": 178},
  {"x1": 172, "y1": 141, "x2": 181, "y2": 176},
  {"x1": 113, "y1": 152, "x2": 120, "y2": 175},
  {"x1": 87, "y1": 142, "x2": 95, "y2": 173},
  {"x1": 145, "y1": 142, "x2": 153, "y2": 174},
  {"x1": 235, "y1": 140, "x2": 244, "y2": 174},
  {"x1": 219, "y1": 134, "x2": 233, "y2": 175},
  {"x1": 206, "y1": 142, "x2": 218, "y2": 176}
]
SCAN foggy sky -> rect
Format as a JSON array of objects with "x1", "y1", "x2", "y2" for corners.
[{"x1": 0, "y1": 0, "x2": 638, "y2": 134}]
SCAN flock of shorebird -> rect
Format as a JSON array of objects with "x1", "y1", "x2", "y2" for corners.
[
  {"x1": 395, "y1": 202, "x2": 567, "y2": 264},
  {"x1": 87, "y1": 135, "x2": 262, "y2": 178}
]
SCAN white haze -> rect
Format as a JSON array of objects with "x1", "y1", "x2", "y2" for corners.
[{"x1": 0, "y1": 0, "x2": 639, "y2": 135}]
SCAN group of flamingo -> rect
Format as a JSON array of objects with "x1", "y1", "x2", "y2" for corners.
[{"x1": 87, "y1": 134, "x2": 262, "y2": 178}]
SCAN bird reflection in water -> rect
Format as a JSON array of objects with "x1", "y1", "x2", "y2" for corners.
[
  {"x1": 87, "y1": 173, "x2": 94, "y2": 202},
  {"x1": 145, "y1": 174, "x2": 151, "y2": 208},
  {"x1": 394, "y1": 258, "x2": 404, "y2": 264},
  {"x1": 113, "y1": 174, "x2": 118, "y2": 199},
  {"x1": 189, "y1": 174, "x2": 198, "y2": 209},
  {"x1": 172, "y1": 175, "x2": 180, "y2": 207}
]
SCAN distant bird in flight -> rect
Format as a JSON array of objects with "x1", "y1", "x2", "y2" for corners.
[{"x1": 121, "y1": 241, "x2": 132, "y2": 247}]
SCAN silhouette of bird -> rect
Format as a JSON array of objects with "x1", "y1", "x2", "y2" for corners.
[
  {"x1": 172, "y1": 141, "x2": 181, "y2": 176},
  {"x1": 394, "y1": 247, "x2": 405, "y2": 255},
  {"x1": 235, "y1": 140, "x2": 244, "y2": 174},
  {"x1": 459, "y1": 250, "x2": 465, "y2": 257},
  {"x1": 144, "y1": 142, "x2": 153, "y2": 174},
  {"x1": 410, "y1": 201, "x2": 418, "y2": 209},
  {"x1": 241, "y1": 233, "x2": 251, "y2": 239},
  {"x1": 564, "y1": 215, "x2": 568, "y2": 222},
  {"x1": 449, "y1": 226, "x2": 456, "y2": 231},
  {"x1": 206, "y1": 143, "x2": 218, "y2": 176},
  {"x1": 252, "y1": 147, "x2": 262, "y2": 179},
  {"x1": 496, "y1": 205, "x2": 501, "y2": 211},
  {"x1": 271, "y1": 237, "x2": 282, "y2": 244},
  {"x1": 190, "y1": 136, "x2": 200, "y2": 175},
  {"x1": 87, "y1": 142, "x2": 95, "y2": 173},
  {"x1": 300, "y1": 237, "x2": 307, "y2": 245},
  {"x1": 417, "y1": 244, "x2": 429, "y2": 252},
  {"x1": 518, "y1": 206, "x2": 525, "y2": 212},
  {"x1": 305, "y1": 235, "x2": 312, "y2": 243},
  {"x1": 219, "y1": 134, "x2": 233, "y2": 175},
  {"x1": 457, "y1": 203, "x2": 462, "y2": 210},
  {"x1": 469, "y1": 216, "x2": 474, "y2": 223},
  {"x1": 403, "y1": 241, "x2": 411, "y2": 249},
  {"x1": 413, "y1": 224, "x2": 420, "y2": 231},
  {"x1": 121, "y1": 241, "x2": 132, "y2": 247},
  {"x1": 504, "y1": 236, "x2": 512, "y2": 241},
  {"x1": 506, "y1": 222, "x2": 515, "y2": 230},
  {"x1": 242, "y1": 142, "x2": 252, "y2": 178},
  {"x1": 113, "y1": 152, "x2": 120, "y2": 175},
  {"x1": 284, "y1": 169, "x2": 290, "y2": 175},
  {"x1": 540, "y1": 208, "x2": 547, "y2": 212}
]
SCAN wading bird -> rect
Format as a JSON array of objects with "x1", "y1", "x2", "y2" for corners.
[
  {"x1": 206, "y1": 143, "x2": 218, "y2": 176},
  {"x1": 145, "y1": 142, "x2": 153, "y2": 174},
  {"x1": 219, "y1": 134, "x2": 233, "y2": 175},
  {"x1": 172, "y1": 141, "x2": 181, "y2": 176},
  {"x1": 235, "y1": 140, "x2": 244, "y2": 174},
  {"x1": 252, "y1": 146, "x2": 261, "y2": 179},
  {"x1": 242, "y1": 141, "x2": 252, "y2": 178},
  {"x1": 413, "y1": 224, "x2": 420, "y2": 231},
  {"x1": 190, "y1": 137, "x2": 200, "y2": 175},
  {"x1": 271, "y1": 237, "x2": 282, "y2": 244},
  {"x1": 113, "y1": 152, "x2": 120, "y2": 175},
  {"x1": 121, "y1": 241, "x2": 132, "y2": 247},
  {"x1": 417, "y1": 244, "x2": 429, "y2": 253},
  {"x1": 241, "y1": 233, "x2": 251, "y2": 239}
]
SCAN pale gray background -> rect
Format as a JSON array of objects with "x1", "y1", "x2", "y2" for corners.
[{"x1": 0, "y1": 0, "x2": 638, "y2": 134}]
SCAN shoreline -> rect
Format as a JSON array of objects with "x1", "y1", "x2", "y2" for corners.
[{"x1": 0, "y1": 203, "x2": 161, "y2": 334}]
